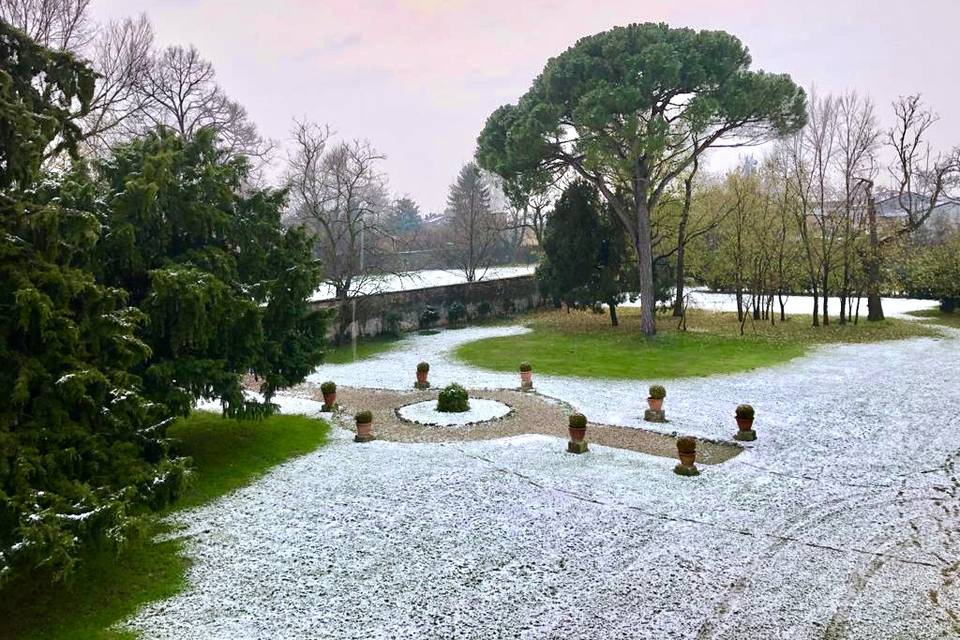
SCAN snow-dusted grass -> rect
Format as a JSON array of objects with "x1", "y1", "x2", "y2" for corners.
[
  {"x1": 396, "y1": 397, "x2": 512, "y2": 426},
  {"x1": 127, "y1": 322, "x2": 960, "y2": 638}
]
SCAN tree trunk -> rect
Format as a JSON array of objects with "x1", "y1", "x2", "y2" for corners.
[
  {"x1": 865, "y1": 187, "x2": 885, "y2": 321},
  {"x1": 634, "y1": 200, "x2": 656, "y2": 336},
  {"x1": 609, "y1": 301, "x2": 619, "y2": 327},
  {"x1": 672, "y1": 239, "x2": 686, "y2": 317}
]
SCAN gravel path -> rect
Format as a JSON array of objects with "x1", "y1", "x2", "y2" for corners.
[
  {"x1": 128, "y1": 322, "x2": 960, "y2": 639},
  {"x1": 312, "y1": 387, "x2": 740, "y2": 465}
]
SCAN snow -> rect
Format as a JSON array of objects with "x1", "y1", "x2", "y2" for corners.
[
  {"x1": 127, "y1": 316, "x2": 960, "y2": 638},
  {"x1": 396, "y1": 398, "x2": 512, "y2": 426},
  {"x1": 309, "y1": 265, "x2": 536, "y2": 302},
  {"x1": 194, "y1": 392, "x2": 330, "y2": 418},
  {"x1": 632, "y1": 288, "x2": 939, "y2": 319}
]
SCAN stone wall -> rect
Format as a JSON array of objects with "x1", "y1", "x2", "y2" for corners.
[{"x1": 312, "y1": 275, "x2": 541, "y2": 339}]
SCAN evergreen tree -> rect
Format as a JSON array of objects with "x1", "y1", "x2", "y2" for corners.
[
  {"x1": 91, "y1": 128, "x2": 327, "y2": 418},
  {"x1": 0, "y1": 22, "x2": 186, "y2": 582},
  {"x1": 537, "y1": 181, "x2": 637, "y2": 325}
]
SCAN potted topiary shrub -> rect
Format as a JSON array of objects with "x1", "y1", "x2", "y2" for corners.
[
  {"x1": 415, "y1": 361, "x2": 430, "y2": 389},
  {"x1": 519, "y1": 362, "x2": 533, "y2": 390},
  {"x1": 354, "y1": 410, "x2": 374, "y2": 442},
  {"x1": 674, "y1": 435, "x2": 700, "y2": 476},
  {"x1": 648, "y1": 384, "x2": 666, "y2": 411},
  {"x1": 436, "y1": 383, "x2": 470, "y2": 413},
  {"x1": 320, "y1": 381, "x2": 337, "y2": 411},
  {"x1": 734, "y1": 404, "x2": 757, "y2": 441},
  {"x1": 677, "y1": 436, "x2": 696, "y2": 466},
  {"x1": 568, "y1": 412, "x2": 587, "y2": 442}
]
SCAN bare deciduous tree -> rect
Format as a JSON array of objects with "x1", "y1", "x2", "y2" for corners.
[
  {"x1": 834, "y1": 91, "x2": 879, "y2": 324},
  {"x1": 286, "y1": 122, "x2": 394, "y2": 337},
  {"x1": 0, "y1": 0, "x2": 92, "y2": 51},
  {"x1": 136, "y1": 44, "x2": 272, "y2": 162}
]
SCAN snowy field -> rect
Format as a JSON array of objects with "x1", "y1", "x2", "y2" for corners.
[
  {"x1": 310, "y1": 265, "x2": 536, "y2": 302},
  {"x1": 129, "y1": 312, "x2": 960, "y2": 638},
  {"x1": 627, "y1": 289, "x2": 939, "y2": 319}
]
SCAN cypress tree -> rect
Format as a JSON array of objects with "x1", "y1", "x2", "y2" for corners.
[
  {"x1": 91, "y1": 128, "x2": 327, "y2": 418},
  {"x1": 0, "y1": 22, "x2": 187, "y2": 582}
]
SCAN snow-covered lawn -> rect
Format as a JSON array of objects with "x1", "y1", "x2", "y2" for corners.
[
  {"x1": 637, "y1": 289, "x2": 939, "y2": 319},
  {"x1": 129, "y1": 319, "x2": 960, "y2": 639}
]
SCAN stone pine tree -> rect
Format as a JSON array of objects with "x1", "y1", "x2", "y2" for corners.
[
  {"x1": 91, "y1": 128, "x2": 328, "y2": 418},
  {"x1": 0, "y1": 22, "x2": 187, "y2": 582},
  {"x1": 477, "y1": 23, "x2": 807, "y2": 335},
  {"x1": 537, "y1": 181, "x2": 636, "y2": 326}
]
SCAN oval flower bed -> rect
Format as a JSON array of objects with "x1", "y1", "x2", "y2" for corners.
[{"x1": 396, "y1": 398, "x2": 512, "y2": 427}]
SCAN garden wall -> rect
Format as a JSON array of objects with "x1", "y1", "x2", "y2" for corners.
[{"x1": 312, "y1": 275, "x2": 541, "y2": 339}]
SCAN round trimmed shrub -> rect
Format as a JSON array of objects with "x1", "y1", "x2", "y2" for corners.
[
  {"x1": 519, "y1": 362, "x2": 532, "y2": 372},
  {"x1": 437, "y1": 383, "x2": 470, "y2": 413},
  {"x1": 568, "y1": 413, "x2": 587, "y2": 429},
  {"x1": 320, "y1": 381, "x2": 336, "y2": 394},
  {"x1": 419, "y1": 306, "x2": 440, "y2": 329},
  {"x1": 477, "y1": 301, "x2": 492, "y2": 317},
  {"x1": 447, "y1": 301, "x2": 467, "y2": 324},
  {"x1": 677, "y1": 436, "x2": 697, "y2": 454},
  {"x1": 355, "y1": 410, "x2": 373, "y2": 424},
  {"x1": 416, "y1": 361, "x2": 430, "y2": 373},
  {"x1": 649, "y1": 384, "x2": 666, "y2": 399},
  {"x1": 735, "y1": 404, "x2": 755, "y2": 419}
]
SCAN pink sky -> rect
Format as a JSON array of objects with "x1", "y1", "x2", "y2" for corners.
[{"x1": 93, "y1": 0, "x2": 960, "y2": 213}]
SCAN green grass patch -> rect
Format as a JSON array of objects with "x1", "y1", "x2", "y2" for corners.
[
  {"x1": 0, "y1": 412, "x2": 330, "y2": 640},
  {"x1": 455, "y1": 307, "x2": 937, "y2": 380},
  {"x1": 322, "y1": 334, "x2": 400, "y2": 364},
  {"x1": 906, "y1": 308, "x2": 960, "y2": 328}
]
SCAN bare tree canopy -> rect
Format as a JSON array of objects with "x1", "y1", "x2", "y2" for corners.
[
  {"x1": 1, "y1": 0, "x2": 271, "y2": 163},
  {"x1": 285, "y1": 121, "x2": 393, "y2": 320},
  {"x1": 136, "y1": 44, "x2": 273, "y2": 161}
]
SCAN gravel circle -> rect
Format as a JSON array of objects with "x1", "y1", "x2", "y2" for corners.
[{"x1": 395, "y1": 397, "x2": 512, "y2": 426}]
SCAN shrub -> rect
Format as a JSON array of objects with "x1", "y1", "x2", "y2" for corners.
[
  {"x1": 419, "y1": 306, "x2": 440, "y2": 329},
  {"x1": 320, "y1": 381, "x2": 336, "y2": 394},
  {"x1": 677, "y1": 436, "x2": 697, "y2": 454},
  {"x1": 478, "y1": 301, "x2": 492, "y2": 318},
  {"x1": 568, "y1": 413, "x2": 587, "y2": 429},
  {"x1": 437, "y1": 383, "x2": 470, "y2": 413},
  {"x1": 649, "y1": 384, "x2": 666, "y2": 399},
  {"x1": 519, "y1": 362, "x2": 532, "y2": 372},
  {"x1": 502, "y1": 298, "x2": 516, "y2": 314},
  {"x1": 355, "y1": 410, "x2": 373, "y2": 424},
  {"x1": 417, "y1": 361, "x2": 430, "y2": 373},
  {"x1": 735, "y1": 404, "x2": 755, "y2": 419},
  {"x1": 447, "y1": 301, "x2": 467, "y2": 324},
  {"x1": 384, "y1": 310, "x2": 403, "y2": 338}
]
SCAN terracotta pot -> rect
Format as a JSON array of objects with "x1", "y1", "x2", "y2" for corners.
[
  {"x1": 416, "y1": 370, "x2": 428, "y2": 384},
  {"x1": 568, "y1": 425, "x2": 587, "y2": 442},
  {"x1": 322, "y1": 391, "x2": 336, "y2": 408},
  {"x1": 520, "y1": 370, "x2": 532, "y2": 384},
  {"x1": 736, "y1": 417, "x2": 754, "y2": 431},
  {"x1": 678, "y1": 451, "x2": 696, "y2": 467},
  {"x1": 356, "y1": 420, "x2": 373, "y2": 437},
  {"x1": 648, "y1": 397, "x2": 663, "y2": 411}
]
